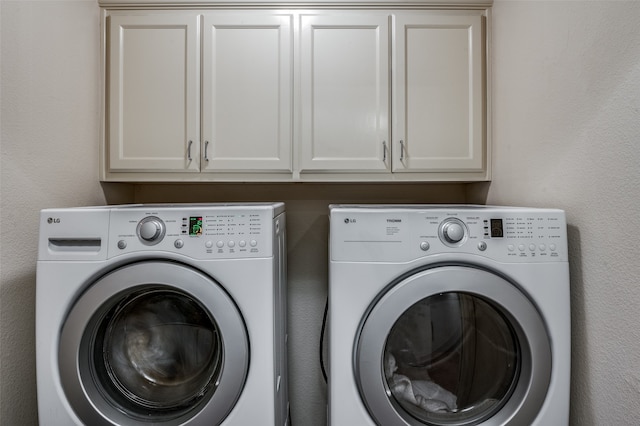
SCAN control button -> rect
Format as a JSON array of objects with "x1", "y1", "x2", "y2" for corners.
[
  {"x1": 508, "y1": 244, "x2": 515, "y2": 252},
  {"x1": 174, "y1": 239, "x2": 184, "y2": 249},
  {"x1": 216, "y1": 241, "x2": 224, "y2": 248},
  {"x1": 250, "y1": 240, "x2": 258, "y2": 247},
  {"x1": 420, "y1": 241, "x2": 430, "y2": 251},
  {"x1": 518, "y1": 244, "x2": 526, "y2": 252},
  {"x1": 478, "y1": 241, "x2": 487, "y2": 251},
  {"x1": 529, "y1": 244, "x2": 536, "y2": 251},
  {"x1": 137, "y1": 216, "x2": 165, "y2": 245},
  {"x1": 549, "y1": 244, "x2": 557, "y2": 251},
  {"x1": 239, "y1": 240, "x2": 247, "y2": 248},
  {"x1": 205, "y1": 241, "x2": 214, "y2": 249},
  {"x1": 228, "y1": 241, "x2": 235, "y2": 248},
  {"x1": 539, "y1": 244, "x2": 546, "y2": 251},
  {"x1": 117, "y1": 240, "x2": 127, "y2": 250}
]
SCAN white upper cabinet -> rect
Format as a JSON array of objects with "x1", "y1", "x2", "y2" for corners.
[
  {"x1": 105, "y1": 11, "x2": 293, "y2": 178},
  {"x1": 201, "y1": 13, "x2": 292, "y2": 173},
  {"x1": 299, "y1": 14, "x2": 390, "y2": 173},
  {"x1": 101, "y1": 2, "x2": 491, "y2": 182},
  {"x1": 392, "y1": 11, "x2": 485, "y2": 174},
  {"x1": 107, "y1": 13, "x2": 200, "y2": 172}
]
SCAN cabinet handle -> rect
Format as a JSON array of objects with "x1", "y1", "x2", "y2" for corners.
[
  {"x1": 382, "y1": 141, "x2": 388, "y2": 162},
  {"x1": 400, "y1": 140, "x2": 405, "y2": 162},
  {"x1": 187, "y1": 140, "x2": 193, "y2": 161},
  {"x1": 204, "y1": 141, "x2": 210, "y2": 162}
]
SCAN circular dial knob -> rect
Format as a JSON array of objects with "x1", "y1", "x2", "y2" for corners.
[
  {"x1": 439, "y1": 218, "x2": 467, "y2": 246},
  {"x1": 443, "y1": 222, "x2": 465, "y2": 243},
  {"x1": 137, "y1": 216, "x2": 165, "y2": 245}
]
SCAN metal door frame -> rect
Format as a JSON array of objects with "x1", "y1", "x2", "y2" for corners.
[
  {"x1": 355, "y1": 264, "x2": 551, "y2": 426},
  {"x1": 58, "y1": 260, "x2": 249, "y2": 426}
]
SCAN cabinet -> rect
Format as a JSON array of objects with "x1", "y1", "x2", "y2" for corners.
[
  {"x1": 299, "y1": 11, "x2": 485, "y2": 177},
  {"x1": 107, "y1": 13, "x2": 199, "y2": 172},
  {"x1": 106, "y1": 11, "x2": 292, "y2": 176},
  {"x1": 201, "y1": 13, "x2": 292, "y2": 173},
  {"x1": 393, "y1": 12, "x2": 485, "y2": 174},
  {"x1": 299, "y1": 14, "x2": 390, "y2": 173},
  {"x1": 101, "y1": 2, "x2": 491, "y2": 182}
]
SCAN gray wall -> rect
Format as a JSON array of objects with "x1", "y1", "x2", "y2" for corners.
[
  {"x1": 482, "y1": 1, "x2": 640, "y2": 424},
  {"x1": 2, "y1": 1, "x2": 640, "y2": 424}
]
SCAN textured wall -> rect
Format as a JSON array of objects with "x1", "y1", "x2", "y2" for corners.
[
  {"x1": 486, "y1": 1, "x2": 640, "y2": 424},
  {"x1": 0, "y1": 1, "x2": 106, "y2": 423}
]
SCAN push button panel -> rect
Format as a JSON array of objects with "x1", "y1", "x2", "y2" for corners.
[
  {"x1": 330, "y1": 206, "x2": 568, "y2": 263},
  {"x1": 108, "y1": 206, "x2": 275, "y2": 259},
  {"x1": 483, "y1": 214, "x2": 565, "y2": 261},
  {"x1": 427, "y1": 211, "x2": 566, "y2": 262}
]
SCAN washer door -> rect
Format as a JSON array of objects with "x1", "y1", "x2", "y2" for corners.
[
  {"x1": 356, "y1": 266, "x2": 551, "y2": 426},
  {"x1": 59, "y1": 261, "x2": 249, "y2": 425}
]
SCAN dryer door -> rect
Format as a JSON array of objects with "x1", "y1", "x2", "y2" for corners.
[
  {"x1": 58, "y1": 261, "x2": 249, "y2": 425},
  {"x1": 355, "y1": 266, "x2": 551, "y2": 426}
]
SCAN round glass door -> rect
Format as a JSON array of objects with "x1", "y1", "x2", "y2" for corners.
[
  {"x1": 356, "y1": 266, "x2": 551, "y2": 426},
  {"x1": 59, "y1": 261, "x2": 249, "y2": 425},
  {"x1": 384, "y1": 293, "x2": 519, "y2": 424},
  {"x1": 96, "y1": 288, "x2": 222, "y2": 413}
]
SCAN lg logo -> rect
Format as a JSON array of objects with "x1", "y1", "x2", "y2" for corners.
[
  {"x1": 344, "y1": 218, "x2": 356, "y2": 224},
  {"x1": 47, "y1": 217, "x2": 61, "y2": 224}
]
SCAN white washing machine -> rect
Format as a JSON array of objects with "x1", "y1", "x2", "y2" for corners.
[
  {"x1": 36, "y1": 203, "x2": 288, "y2": 426},
  {"x1": 328, "y1": 205, "x2": 570, "y2": 426}
]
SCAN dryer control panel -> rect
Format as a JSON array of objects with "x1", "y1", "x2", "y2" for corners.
[{"x1": 330, "y1": 205, "x2": 568, "y2": 263}]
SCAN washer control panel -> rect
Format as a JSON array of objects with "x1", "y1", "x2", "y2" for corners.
[
  {"x1": 108, "y1": 206, "x2": 275, "y2": 259},
  {"x1": 330, "y1": 205, "x2": 568, "y2": 263}
]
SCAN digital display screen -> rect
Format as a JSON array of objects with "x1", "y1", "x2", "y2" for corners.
[
  {"x1": 189, "y1": 216, "x2": 203, "y2": 237},
  {"x1": 490, "y1": 219, "x2": 504, "y2": 238}
]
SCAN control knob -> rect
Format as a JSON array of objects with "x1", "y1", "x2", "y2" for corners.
[
  {"x1": 137, "y1": 216, "x2": 166, "y2": 245},
  {"x1": 439, "y1": 218, "x2": 467, "y2": 246}
]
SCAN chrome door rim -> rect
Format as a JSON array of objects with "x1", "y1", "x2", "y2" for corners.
[
  {"x1": 355, "y1": 265, "x2": 551, "y2": 426},
  {"x1": 59, "y1": 260, "x2": 249, "y2": 426}
]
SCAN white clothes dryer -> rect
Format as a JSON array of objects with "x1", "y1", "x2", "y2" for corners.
[
  {"x1": 328, "y1": 205, "x2": 570, "y2": 426},
  {"x1": 36, "y1": 203, "x2": 288, "y2": 426}
]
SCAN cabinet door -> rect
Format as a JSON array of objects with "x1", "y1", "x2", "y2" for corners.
[
  {"x1": 107, "y1": 13, "x2": 200, "y2": 172},
  {"x1": 202, "y1": 13, "x2": 292, "y2": 173},
  {"x1": 393, "y1": 11, "x2": 485, "y2": 173},
  {"x1": 300, "y1": 14, "x2": 390, "y2": 172}
]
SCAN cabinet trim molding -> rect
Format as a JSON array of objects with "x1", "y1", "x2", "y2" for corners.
[{"x1": 99, "y1": 0, "x2": 492, "y2": 9}]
